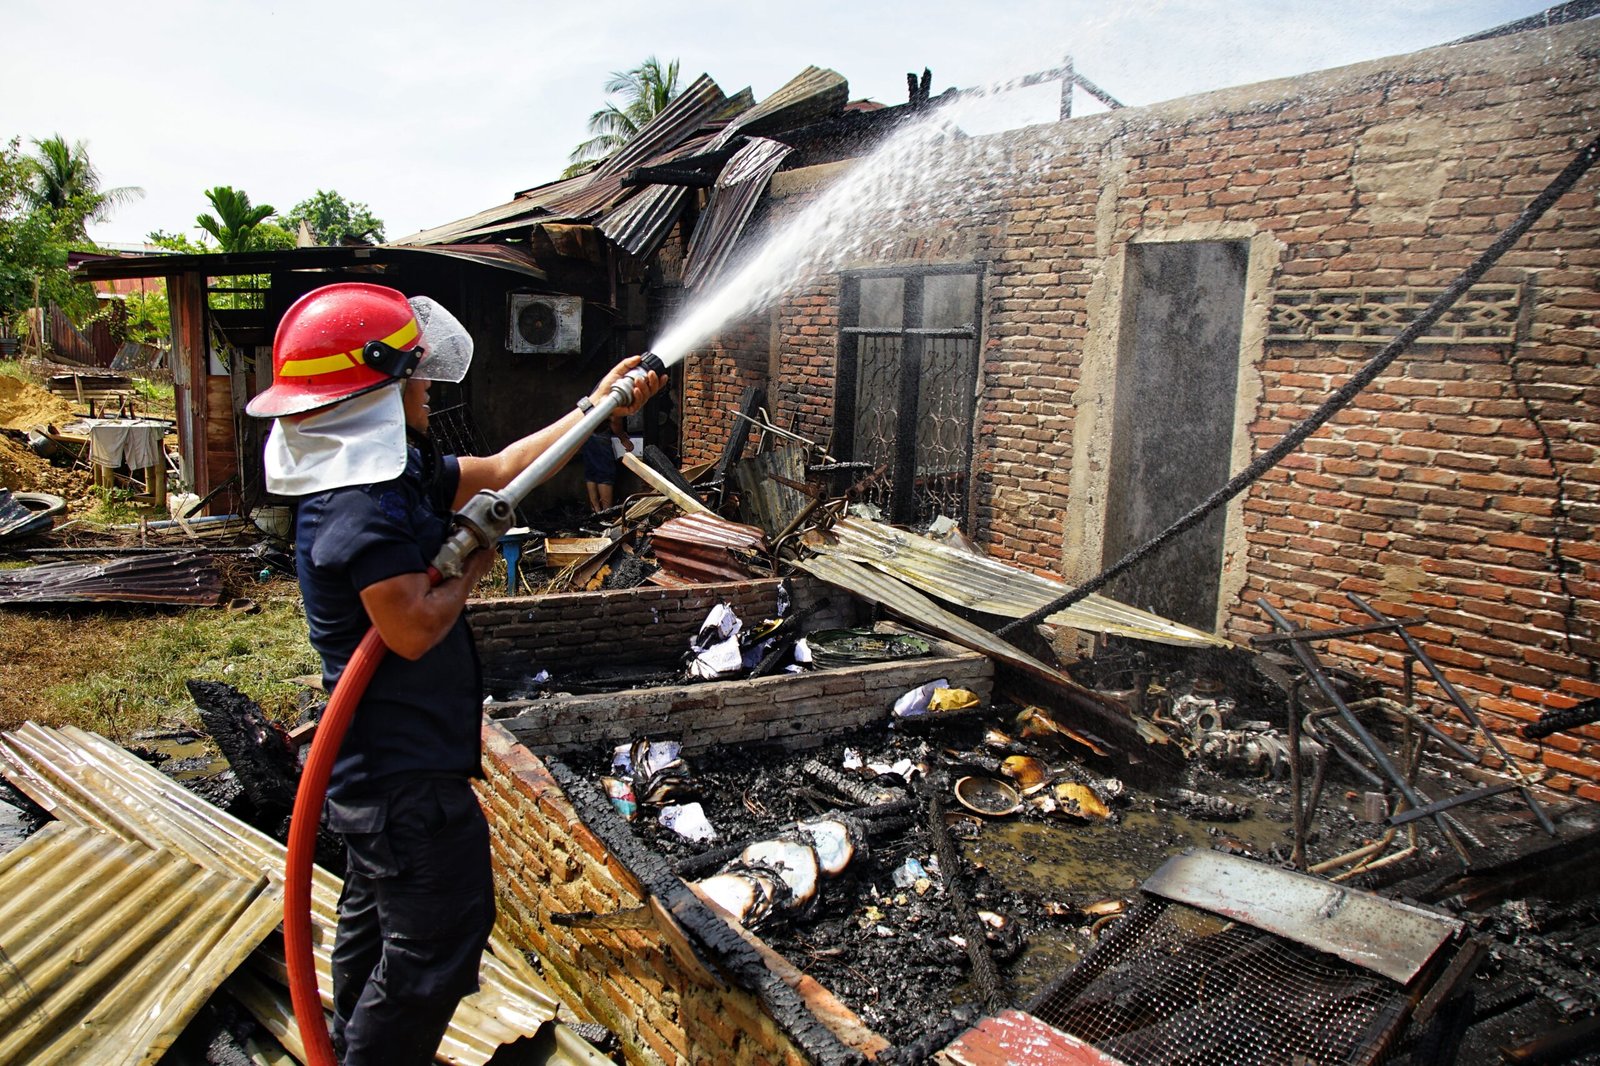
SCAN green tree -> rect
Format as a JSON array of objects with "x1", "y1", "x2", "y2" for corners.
[
  {"x1": 0, "y1": 138, "x2": 96, "y2": 334},
  {"x1": 284, "y1": 189, "x2": 385, "y2": 245},
  {"x1": 196, "y1": 186, "x2": 277, "y2": 252},
  {"x1": 26, "y1": 134, "x2": 143, "y2": 241},
  {"x1": 565, "y1": 56, "x2": 683, "y2": 177}
]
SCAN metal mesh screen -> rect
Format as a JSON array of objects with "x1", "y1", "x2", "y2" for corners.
[
  {"x1": 1030, "y1": 898, "x2": 1408, "y2": 1066},
  {"x1": 912, "y1": 334, "x2": 975, "y2": 525}
]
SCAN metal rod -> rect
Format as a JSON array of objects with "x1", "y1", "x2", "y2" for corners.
[
  {"x1": 1389, "y1": 784, "x2": 1519, "y2": 827},
  {"x1": 1259, "y1": 599, "x2": 1470, "y2": 863},
  {"x1": 1346, "y1": 593, "x2": 1556, "y2": 836},
  {"x1": 1251, "y1": 617, "x2": 1423, "y2": 645}
]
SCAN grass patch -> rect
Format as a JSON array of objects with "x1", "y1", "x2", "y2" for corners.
[{"x1": 0, "y1": 583, "x2": 319, "y2": 738}]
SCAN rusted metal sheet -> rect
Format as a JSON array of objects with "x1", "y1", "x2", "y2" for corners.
[
  {"x1": 593, "y1": 75, "x2": 729, "y2": 183},
  {"x1": 651, "y1": 512, "x2": 768, "y2": 583},
  {"x1": 712, "y1": 65, "x2": 849, "y2": 147},
  {"x1": 734, "y1": 445, "x2": 812, "y2": 539},
  {"x1": 938, "y1": 1009, "x2": 1131, "y2": 1066},
  {"x1": 0, "y1": 822, "x2": 282, "y2": 1066},
  {"x1": 1142, "y1": 849, "x2": 1463, "y2": 985},
  {"x1": 597, "y1": 184, "x2": 691, "y2": 259},
  {"x1": 0, "y1": 724, "x2": 563, "y2": 1065},
  {"x1": 0, "y1": 551, "x2": 223, "y2": 606},
  {"x1": 795, "y1": 555, "x2": 1169, "y2": 748},
  {"x1": 683, "y1": 137, "x2": 795, "y2": 290},
  {"x1": 548, "y1": 77, "x2": 730, "y2": 220},
  {"x1": 809, "y1": 517, "x2": 1231, "y2": 648},
  {"x1": 0, "y1": 488, "x2": 55, "y2": 541}
]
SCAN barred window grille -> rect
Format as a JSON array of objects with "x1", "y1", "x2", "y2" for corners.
[{"x1": 837, "y1": 267, "x2": 982, "y2": 527}]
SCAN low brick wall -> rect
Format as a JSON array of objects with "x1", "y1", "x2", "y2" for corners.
[
  {"x1": 468, "y1": 575, "x2": 858, "y2": 694},
  {"x1": 480, "y1": 726, "x2": 850, "y2": 1065}
]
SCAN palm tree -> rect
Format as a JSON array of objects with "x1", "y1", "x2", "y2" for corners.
[
  {"x1": 565, "y1": 56, "x2": 683, "y2": 176},
  {"x1": 27, "y1": 134, "x2": 143, "y2": 239},
  {"x1": 196, "y1": 186, "x2": 276, "y2": 252}
]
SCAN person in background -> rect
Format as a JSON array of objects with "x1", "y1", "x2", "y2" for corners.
[
  {"x1": 580, "y1": 409, "x2": 632, "y2": 513},
  {"x1": 245, "y1": 282, "x2": 661, "y2": 1065}
]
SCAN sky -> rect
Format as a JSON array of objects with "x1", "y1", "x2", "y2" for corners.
[{"x1": 2, "y1": 0, "x2": 1566, "y2": 246}]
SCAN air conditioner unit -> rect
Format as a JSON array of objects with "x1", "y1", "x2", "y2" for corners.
[{"x1": 507, "y1": 293, "x2": 582, "y2": 354}]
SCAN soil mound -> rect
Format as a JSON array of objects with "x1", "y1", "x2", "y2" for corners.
[
  {"x1": 0, "y1": 431, "x2": 93, "y2": 497},
  {"x1": 0, "y1": 374, "x2": 75, "y2": 431}
]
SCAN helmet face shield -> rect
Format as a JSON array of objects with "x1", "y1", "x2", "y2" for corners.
[{"x1": 409, "y1": 296, "x2": 474, "y2": 383}]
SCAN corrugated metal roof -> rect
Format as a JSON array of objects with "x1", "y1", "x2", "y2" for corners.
[
  {"x1": 70, "y1": 243, "x2": 548, "y2": 282},
  {"x1": 711, "y1": 66, "x2": 849, "y2": 148},
  {"x1": 594, "y1": 75, "x2": 729, "y2": 183},
  {"x1": 0, "y1": 551, "x2": 223, "y2": 606},
  {"x1": 546, "y1": 78, "x2": 731, "y2": 222},
  {"x1": 794, "y1": 555, "x2": 1170, "y2": 748},
  {"x1": 651, "y1": 512, "x2": 769, "y2": 583},
  {"x1": 597, "y1": 184, "x2": 691, "y2": 259},
  {"x1": 0, "y1": 488, "x2": 54, "y2": 541},
  {"x1": 0, "y1": 822, "x2": 282, "y2": 1065},
  {"x1": 809, "y1": 517, "x2": 1232, "y2": 648},
  {"x1": 0, "y1": 724, "x2": 564, "y2": 1065},
  {"x1": 683, "y1": 137, "x2": 794, "y2": 291},
  {"x1": 654, "y1": 512, "x2": 768, "y2": 552}
]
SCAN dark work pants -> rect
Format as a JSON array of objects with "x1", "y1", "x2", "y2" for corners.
[{"x1": 328, "y1": 776, "x2": 496, "y2": 1066}]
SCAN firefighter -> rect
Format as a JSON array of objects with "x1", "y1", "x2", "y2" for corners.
[{"x1": 247, "y1": 282, "x2": 661, "y2": 1064}]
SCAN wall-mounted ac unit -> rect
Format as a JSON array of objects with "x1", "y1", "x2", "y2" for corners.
[{"x1": 507, "y1": 293, "x2": 582, "y2": 354}]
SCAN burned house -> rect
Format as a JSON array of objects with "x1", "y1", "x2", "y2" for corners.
[{"x1": 41, "y1": 13, "x2": 1600, "y2": 1065}]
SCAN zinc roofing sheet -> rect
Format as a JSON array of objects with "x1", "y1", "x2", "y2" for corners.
[
  {"x1": 810, "y1": 517, "x2": 1232, "y2": 648},
  {"x1": 0, "y1": 822, "x2": 282, "y2": 1066},
  {"x1": 0, "y1": 551, "x2": 223, "y2": 606},
  {"x1": 597, "y1": 183, "x2": 691, "y2": 259},
  {"x1": 682, "y1": 137, "x2": 793, "y2": 291},
  {"x1": 0, "y1": 723, "x2": 563, "y2": 1065},
  {"x1": 794, "y1": 554, "x2": 1170, "y2": 748}
]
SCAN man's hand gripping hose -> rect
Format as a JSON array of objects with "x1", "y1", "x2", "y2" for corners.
[{"x1": 283, "y1": 353, "x2": 667, "y2": 1065}]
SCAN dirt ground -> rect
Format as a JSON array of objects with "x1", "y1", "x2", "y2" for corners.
[{"x1": 0, "y1": 373, "x2": 101, "y2": 503}]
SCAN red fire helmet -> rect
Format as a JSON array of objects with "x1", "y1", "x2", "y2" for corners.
[{"x1": 246, "y1": 283, "x2": 422, "y2": 419}]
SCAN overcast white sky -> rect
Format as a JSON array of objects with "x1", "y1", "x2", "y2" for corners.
[{"x1": 2, "y1": 1, "x2": 1564, "y2": 245}]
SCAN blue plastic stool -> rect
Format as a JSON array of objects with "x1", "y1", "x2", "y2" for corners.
[{"x1": 497, "y1": 528, "x2": 536, "y2": 595}]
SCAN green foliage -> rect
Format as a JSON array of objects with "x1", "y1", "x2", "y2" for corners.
[
  {"x1": 122, "y1": 289, "x2": 170, "y2": 347},
  {"x1": 0, "y1": 135, "x2": 143, "y2": 336},
  {"x1": 25, "y1": 134, "x2": 143, "y2": 241},
  {"x1": 284, "y1": 189, "x2": 385, "y2": 245},
  {"x1": 196, "y1": 185, "x2": 276, "y2": 252},
  {"x1": 147, "y1": 228, "x2": 210, "y2": 254},
  {"x1": 566, "y1": 56, "x2": 683, "y2": 175}
]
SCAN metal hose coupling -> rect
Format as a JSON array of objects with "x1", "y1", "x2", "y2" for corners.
[
  {"x1": 433, "y1": 489, "x2": 514, "y2": 578},
  {"x1": 611, "y1": 351, "x2": 667, "y2": 406}
]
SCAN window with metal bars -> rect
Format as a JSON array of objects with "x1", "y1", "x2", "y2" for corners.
[{"x1": 834, "y1": 266, "x2": 982, "y2": 526}]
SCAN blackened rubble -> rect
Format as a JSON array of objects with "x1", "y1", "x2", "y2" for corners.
[{"x1": 580, "y1": 636, "x2": 1600, "y2": 1058}]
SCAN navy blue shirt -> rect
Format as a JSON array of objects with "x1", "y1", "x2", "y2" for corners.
[{"x1": 294, "y1": 446, "x2": 482, "y2": 799}]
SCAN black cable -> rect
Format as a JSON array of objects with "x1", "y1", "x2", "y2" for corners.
[{"x1": 997, "y1": 133, "x2": 1600, "y2": 639}]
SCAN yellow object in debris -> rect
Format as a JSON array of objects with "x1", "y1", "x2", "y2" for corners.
[
  {"x1": 1053, "y1": 781, "x2": 1112, "y2": 821},
  {"x1": 929, "y1": 687, "x2": 979, "y2": 712}
]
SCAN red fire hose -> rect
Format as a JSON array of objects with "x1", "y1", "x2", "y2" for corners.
[
  {"x1": 281, "y1": 355, "x2": 665, "y2": 1063},
  {"x1": 282, "y1": 622, "x2": 391, "y2": 1066}
]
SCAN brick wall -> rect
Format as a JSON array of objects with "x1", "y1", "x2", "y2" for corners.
[
  {"x1": 468, "y1": 574, "x2": 993, "y2": 754},
  {"x1": 681, "y1": 311, "x2": 772, "y2": 469},
  {"x1": 467, "y1": 575, "x2": 857, "y2": 691},
  {"x1": 478, "y1": 726, "x2": 833, "y2": 1065},
  {"x1": 678, "y1": 23, "x2": 1600, "y2": 793}
]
